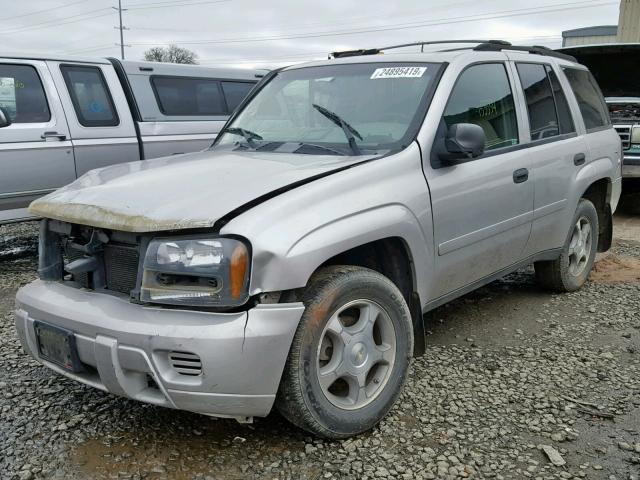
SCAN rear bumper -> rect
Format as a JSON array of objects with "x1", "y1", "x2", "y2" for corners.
[
  {"x1": 15, "y1": 280, "x2": 304, "y2": 419},
  {"x1": 623, "y1": 155, "x2": 640, "y2": 178}
]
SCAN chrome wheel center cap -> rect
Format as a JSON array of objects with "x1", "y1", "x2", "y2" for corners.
[{"x1": 350, "y1": 342, "x2": 368, "y2": 367}]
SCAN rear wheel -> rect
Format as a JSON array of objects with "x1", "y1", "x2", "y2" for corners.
[
  {"x1": 535, "y1": 198, "x2": 599, "y2": 292},
  {"x1": 276, "y1": 266, "x2": 413, "y2": 439}
]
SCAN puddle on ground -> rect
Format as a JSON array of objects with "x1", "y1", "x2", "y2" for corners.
[
  {"x1": 72, "y1": 416, "x2": 307, "y2": 480},
  {"x1": 590, "y1": 254, "x2": 640, "y2": 283}
]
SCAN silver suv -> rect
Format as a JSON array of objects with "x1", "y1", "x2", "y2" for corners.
[{"x1": 15, "y1": 40, "x2": 622, "y2": 439}]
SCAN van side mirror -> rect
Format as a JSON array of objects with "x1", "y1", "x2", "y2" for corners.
[
  {"x1": 0, "y1": 107, "x2": 12, "y2": 128},
  {"x1": 441, "y1": 123, "x2": 485, "y2": 162}
]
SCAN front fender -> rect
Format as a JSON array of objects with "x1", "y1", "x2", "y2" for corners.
[
  {"x1": 220, "y1": 145, "x2": 435, "y2": 301},
  {"x1": 258, "y1": 204, "x2": 431, "y2": 295}
]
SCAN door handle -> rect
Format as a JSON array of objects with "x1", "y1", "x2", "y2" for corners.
[
  {"x1": 513, "y1": 168, "x2": 529, "y2": 184},
  {"x1": 574, "y1": 153, "x2": 586, "y2": 166},
  {"x1": 41, "y1": 131, "x2": 66, "y2": 141}
]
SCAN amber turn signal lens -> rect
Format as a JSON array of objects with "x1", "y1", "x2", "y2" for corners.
[{"x1": 230, "y1": 243, "x2": 249, "y2": 299}]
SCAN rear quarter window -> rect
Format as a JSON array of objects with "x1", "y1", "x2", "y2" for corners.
[{"x1": 562, "y1": 68, "x2": 611, "y2": 131}]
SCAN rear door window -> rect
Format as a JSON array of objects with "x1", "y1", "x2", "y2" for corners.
[
  {"x1": 516, "y1": 63, "x2": 559, "y2": 140},
  {"x1": 0, "y1": 64, "x2": 50, "y2": 123},
  {"x1": 562, "y1": 68, "x2": 611, "y2": 131},
  {"x1": 546, "y1": 66, "x2": 575, "y2": 134},
  {"x1": 60, "y1": 65, "x2": 119, "y2": 127},
  {"x1": 221, "y1": 81, "x2": 254, "y2": 112},
  {"x1": 443, "y1": 63, "x2": 519, "y2": 151},
  {"x1": 151, "y1": 76, "x2": 225, "y2": 115}
]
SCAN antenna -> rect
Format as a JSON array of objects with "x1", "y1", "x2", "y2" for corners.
[{"x1": 112, "y1": 0, "x2": 130, "y2": 60}]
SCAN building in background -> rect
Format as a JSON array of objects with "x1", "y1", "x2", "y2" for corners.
[
  {"x1": 561, "y1": 0, "x2": 640, "y2": 46},
  {"x1": 618, "y1": 0, "x2": 640, "y2": 42},
  {"x1": 561, "y1": 25, "x2": 618, "y2": 46}
]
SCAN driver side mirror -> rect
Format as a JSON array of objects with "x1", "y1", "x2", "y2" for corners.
[
  {"x1": 0, "y1": 106, "x2": 12, "y2": 128},
  {"x1": 440, "y1": 123, "x2": 485, "y2": 163}
]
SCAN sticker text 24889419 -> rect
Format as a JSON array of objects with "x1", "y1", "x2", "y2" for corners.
[{"x1": 370, "y1": 67, "x2": 427, "y2": 79}]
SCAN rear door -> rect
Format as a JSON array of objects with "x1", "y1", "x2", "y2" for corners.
[
  {"x1": 424, "y1": 61, "x2": 534, "y2": 301},
  {"x1": 48, "y1": 61, "x2": 139, "y2": 176},
  {"x1": 512, "y1": 60, "x2": 590, "y2": 257},
  {"x1": 0, "y1": 59, "x2": 74, "y2": 223}
]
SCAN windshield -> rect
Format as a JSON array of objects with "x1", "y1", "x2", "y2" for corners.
[{"x1": 215, "y1": 62, "x2": 442, "y2": 155}]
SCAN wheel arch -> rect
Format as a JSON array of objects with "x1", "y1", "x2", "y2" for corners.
[
  {"x1": 580, "y1": 176, "x2": 612, "y2": 252},
  {"x1": 311, "y1": 236, "x2": 427, "y2": 356}
]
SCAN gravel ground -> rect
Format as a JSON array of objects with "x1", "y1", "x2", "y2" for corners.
[{"x1": 1, "y1": 215, "x2": 639, "y2": 480}]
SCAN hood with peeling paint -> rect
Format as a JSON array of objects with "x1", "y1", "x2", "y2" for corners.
[{"x1": 29, "y1": 149, "x2": 374, "y2": 232}]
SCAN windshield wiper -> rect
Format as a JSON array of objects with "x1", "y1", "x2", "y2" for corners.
[
  {"x1": 224, "y1": 127, "x2": 263, "y2": 148},
  {"x1": 312, "y1": 104, "x2": 363, "y2": 155},
  {"x1": 297, "y1": 142, "x2": 346, "y2": 156}
]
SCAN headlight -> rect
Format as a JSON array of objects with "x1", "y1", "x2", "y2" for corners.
[
  {"x1": 141, "y1": 236, "x2": 250, "y2": 307},
  {"x1": 632, "y1": 126, "x2": 640, "y2": 144}
]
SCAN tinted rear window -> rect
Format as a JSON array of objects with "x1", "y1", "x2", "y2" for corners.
[
  {"x1": 0, "y1": 64, "x2": 50, "y2": 123},
  {"x1": 61, "y1": 65, "x2": 119, "y2": 127},
  {"x1": 152, "y1": 76, "x2": 226, "y2": 116},
  {"x1": 221, "y1": 81, "x2": 254, "y2": 112},
  {"x1": 563, "y1": 68, "x2": 610, "y2": 131}
]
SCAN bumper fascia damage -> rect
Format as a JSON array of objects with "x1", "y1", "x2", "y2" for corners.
[{"x1": 15, "y1": 280, "x2": 304, "y2": 420}]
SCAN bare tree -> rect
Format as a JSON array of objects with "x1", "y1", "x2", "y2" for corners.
[{"x1": 143, "y1": 45, "x2": 198, "y2": 64}]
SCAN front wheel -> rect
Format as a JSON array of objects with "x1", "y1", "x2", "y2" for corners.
[
  {"x1": 535, "y1": 198, "x2": 599, "y2": 292},
  {"x1": 276, "y1": 266, "x2": 413, "y2": 439}
]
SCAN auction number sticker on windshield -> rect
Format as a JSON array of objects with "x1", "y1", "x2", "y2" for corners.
[{"x1": 370, "y1": 66, "x2": 427, "y2": 79}]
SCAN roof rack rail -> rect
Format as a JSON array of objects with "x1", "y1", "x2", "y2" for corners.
[
  {"x1": 329, "y1": 39, "x2": 576, "y2": 62},
  {"x1": 473, "y1": 42, "x2": 577, "y2": 62},
  {"x1": 330, "y1": 40, "x2": 509, "y2": 58}
]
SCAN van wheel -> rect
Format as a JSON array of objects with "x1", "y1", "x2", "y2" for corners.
[
  {"x1": 535, "y1": 198, "x2": 599, "y2": 292},
  {"x1": 276, "y1": 266, "x2": 413, "y2": 439}
]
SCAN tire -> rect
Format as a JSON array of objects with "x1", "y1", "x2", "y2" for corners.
[
  {"x1": 276, "y1": 265, "x2": 414, "y2": 439},
  {"x1": 534, "y1": 198, "x2": 599, "y2": 292}
]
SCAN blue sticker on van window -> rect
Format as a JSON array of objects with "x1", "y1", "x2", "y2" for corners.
[{"x1": 89, "y1": 101, "x2": 104, "y2": 113}]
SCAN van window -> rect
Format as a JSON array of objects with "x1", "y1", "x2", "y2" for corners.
[
  {"x1": 152, "y1": 76, "x2": 225, "y2": 116},
  {"x1": 61, "y1": 65, "x2": 119, "y2": 127},
  {"x1": 546, "y1": 66, "x2": 575, "y2": 135},
  {"x1": 516, "y1": 63, "x2": 567, "y2": 140},
  {"x1": 443, "y1": 63, "x2": 518, "y2": 151},
  {"x1": 221, "y1": 81, "x2": 254, "y2": 112},
  {"x1": 0, "y1": 64, "x2": 50, "y2": 123},
  {"x1": 562, "y1": 68, "x2": 610, "y2": 131}
]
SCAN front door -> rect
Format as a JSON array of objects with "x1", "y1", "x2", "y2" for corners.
[
  {"x1": 0, "y1": 60, "x2": 75, "y2": 223},
  {"x1": 425, "y1": 62, "x2": 534, "y2": 301}
]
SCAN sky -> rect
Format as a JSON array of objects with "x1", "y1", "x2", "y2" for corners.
[{"x1": 0, "y1": 0, "x2": 622, "y2": 69}]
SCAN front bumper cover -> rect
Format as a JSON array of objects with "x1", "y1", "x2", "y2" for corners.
[{"x1": 15, "y1": 280, "x2": 304, "y2": 419}]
